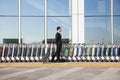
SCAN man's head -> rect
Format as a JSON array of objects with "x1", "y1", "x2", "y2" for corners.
[{"x1": 57, "y1": 26, "x2": 62, "y2": 32}]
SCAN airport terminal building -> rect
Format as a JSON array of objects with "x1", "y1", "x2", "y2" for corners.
[
  {"x1": 0, "y1": 0, "x2": 120, "y2": 44},
  {"x1": 0, "y1": 0, "x2": 120, "y2": 63}
]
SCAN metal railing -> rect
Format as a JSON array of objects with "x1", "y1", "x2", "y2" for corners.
[{"x1": 0, "y1": 43, "x2": 120, "y2": 62}]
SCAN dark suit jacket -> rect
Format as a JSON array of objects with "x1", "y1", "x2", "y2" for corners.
[{"x1": 55, "y1": 32, "x2": 62, "y2": 49}]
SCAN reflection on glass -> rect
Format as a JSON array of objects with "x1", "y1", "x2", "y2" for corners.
[
  {"x1": 21, "y1": 17, "x2": 44, "y2": 43},
  {"x1": 85, "y1": 0, "x2": 111, "y2": 44},
  {"x1": 0, "y1": 17, "x2": 18, "y2": 43},
  {"x1": 85, "y1": 17, "x2": 111, "y2": 44},
  {"x1": 114, "y1": 0, "x2": 120, "y2": 15},
  {"x1": 48, "y1": 0, "x2": 70, "y2": 16},
  {"x1": 85, "y1": 0, "x2": 110, "y2": 15},
  {"x1": 48, "y1": 17, "x2": 71, "y2": 41},
  {"x1": 114, "y1": 17, "x2": 120, "y2": 44},
  {"x1": 0, "y1": 0, "x2": 18, "y2": 15},
  {"x1": 21, "y1": 0, "x2": 44, "y2": 16},
  {"x1": 47, "y1": 0, "x2": 71, "y2": 43}
]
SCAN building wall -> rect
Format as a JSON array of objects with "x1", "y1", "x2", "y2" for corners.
[{"x1": 0, "y1": 0, "x2": 120, "y2": 44}]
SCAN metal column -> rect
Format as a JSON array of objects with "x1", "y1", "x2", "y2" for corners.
[
  {"x1": 71, "y1": 0, "x2": 84, "y2": 44},
  {"x1": 18, "y1": 0, "x2": 21, "y2": 44},
  {"x1": 111, "y1": 0, "x2": 114, "y2": 44},
  {"x1": 44, "y1": 0, "x2": 47, "y2": 45}
]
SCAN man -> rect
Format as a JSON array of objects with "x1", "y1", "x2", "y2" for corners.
[{"x1": 51, "y1": 26, "x2": 62, "y2": 62}]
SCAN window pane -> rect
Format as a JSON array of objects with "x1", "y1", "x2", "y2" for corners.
[
  {"x1": 48, "y1": 0, "x2": 70, "y2": 16},
  {"x1": 114, "y1": 17, "x2": 120, "y2": 44},
  {"x1": 85, "y1": 0, "x2": 110, "y2": 15},
  {"x1": 85, "y1": 17, "x2": 111, "y2": 43},
  {"x1": 21, "y1": 17, "x2": 44, "y2": 43},
  {"x1": 85, "y1": 0, "x2": 111, "y2": 44},
  {"x1": 21, "y1": 0, "x2": 44, "y2": 16},
  {"x1": 114, "y1": 0, "x2": 120, "y2": 15},
  {"x1": 0, "y1": 0, "x2": 18, "y2": 15},
  {"x1": 48, "y1": 17, "x2": 71, "y2": 41},
  {"x1": 0, "y1": 17, "x2": 18, "y2": 43}
]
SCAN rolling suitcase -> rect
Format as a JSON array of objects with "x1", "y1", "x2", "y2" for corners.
[{"x1": 42, "y1": 45, "x2": 50, "y2": 63}]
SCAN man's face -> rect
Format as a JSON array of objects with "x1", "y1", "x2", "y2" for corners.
[{"x1": 59, "y1": 28, "x2": 62, "y2": 32}]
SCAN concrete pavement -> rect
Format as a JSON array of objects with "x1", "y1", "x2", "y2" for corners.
[{"x1": 0, "y1": 62, "x2": 120, "y2": 80}]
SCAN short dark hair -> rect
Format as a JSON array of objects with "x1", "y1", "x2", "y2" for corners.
[{"x1": 57, "y1": 26, "x2": 61, "y2": 31}]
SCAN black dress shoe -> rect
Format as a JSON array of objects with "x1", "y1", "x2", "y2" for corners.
[
  {"x1": 56, "y1": 59, "x2": 61, "y2": 62},
  {"x1": 50, "y1": 60, "x2": 56, "y2": 62}
]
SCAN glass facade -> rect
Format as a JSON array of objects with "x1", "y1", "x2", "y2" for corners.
[
  {"x1": 0, "y1": 17, "x2": 18, "y2": 43},
  {"x1": 21, "y1": 0, "x2": 44, "y2": 16},
  {"x1": 0, "y1": 0, "x2": 18, "y2": 43},
  {"x1": 85, "y1": 17, "x2": 111, "y2": 43},
  {"x1": 47, "y1": 0, "x2": 71, "y2": 41},
  {"x1": 21, "y1": 17, "x2": 44, "y2": 43},
  {"x1": 0, "y1": 0, "x2": 18, "y2": 15},
  {"x1": 47, "y1": 0, "x2": 70, "y2": 16},
  {"x1": 0, "y1": 0, "x2": 120, "y2": 44},
  {"x1": 85, "y1": 0, "x2": 111, "y2": 44},
  {"x1": 21, "y1": 0, "x2": 44, "y2": 43},
  {"x1": 48, "y1": 17, "x2": 71, "y2": 39},
  {"x1": 114, "y1": 0, "x2": 120, "y2": 44}
]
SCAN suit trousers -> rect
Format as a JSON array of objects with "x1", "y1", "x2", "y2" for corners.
[{"x1": 52, "y1": 44, "x2": 62, "y2": 61}]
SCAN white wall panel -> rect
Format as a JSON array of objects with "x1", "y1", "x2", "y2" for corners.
[{"x1": 72, "y1": 0, "x2": 84, "y2": 44}]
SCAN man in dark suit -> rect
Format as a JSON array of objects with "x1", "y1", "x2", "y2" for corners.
[{"x1": 51, "y1": 26, "x2": 62, "y2": 62}]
